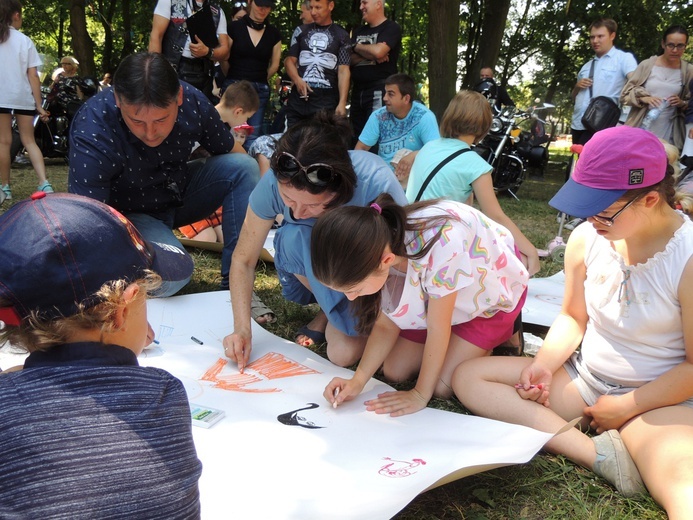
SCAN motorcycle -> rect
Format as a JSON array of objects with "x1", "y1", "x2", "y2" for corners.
[
  {"x1": 473, "y1": 103, "x2": 553, "y2": 199},
  {"x1": 11, "y1": 77, "x2": 99, "y2": 163}
]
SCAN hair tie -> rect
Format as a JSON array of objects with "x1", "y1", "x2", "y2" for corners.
[{"x1": 370, "y1": 203, "x2": 382, "y2": 214}]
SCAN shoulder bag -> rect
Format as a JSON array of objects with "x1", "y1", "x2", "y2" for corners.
[
  {"x1": 581, "y1": 59, "x2": 621, "y2": 132},
  {"x1": 414, "y1": 148, "x2": 472, "y2": 202}
]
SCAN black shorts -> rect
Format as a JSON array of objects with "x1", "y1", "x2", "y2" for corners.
[{"x1": 0, "y1": 107, "x2": 36, "y2": 116}]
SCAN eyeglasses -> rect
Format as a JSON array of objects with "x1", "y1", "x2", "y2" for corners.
[
  {"x1": 590, "y1": 194, "x2": 643, "y2": 227},
  {"x1": 665, "y1": 43, "x2": 687, "y2": 51},
  {"x1": 273, "y1": 151, "x2": 336, "y2": 186},
  {"x1": 234, "y1": 2, "x2": 247, "y2": 7}
]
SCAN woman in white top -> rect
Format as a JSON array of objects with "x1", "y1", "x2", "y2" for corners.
[
  {"x1": 455, "y1": 126, "x2": 693, "y2": 518},
  {"x1": 622, "y1": 25, "x2": 693, "y2": 149},
  {"x1": 0, "y1": 0, "x2": 51, "y2": 200}
]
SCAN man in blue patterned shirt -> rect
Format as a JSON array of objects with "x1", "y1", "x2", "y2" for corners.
[
  {"x1": 355, "y1": 73, "x2": 439, "y2": 190},
  {"x1": 69, "y1": 52, "x2": 260, "y2": 294}
]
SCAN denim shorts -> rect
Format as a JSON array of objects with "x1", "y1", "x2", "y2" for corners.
[{"x1": 564, "y1": 352, "x2": 693, "y2": 408}]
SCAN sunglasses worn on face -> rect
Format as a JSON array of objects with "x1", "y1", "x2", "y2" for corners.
[
  {"x1": 591, "y1": 194, "x2": 643, "y2": 227},
  {"x1": 273, "y1": 152, "x2": 336, "y2": 186}
]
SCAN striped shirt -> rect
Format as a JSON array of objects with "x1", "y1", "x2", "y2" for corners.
[{"x1": 0, "y1": 342, "x2": 201, "y2": 519}]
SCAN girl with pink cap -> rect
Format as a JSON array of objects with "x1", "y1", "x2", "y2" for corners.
[{"x1": 455, "y1": 125, "x2": 693, "y2": 517}]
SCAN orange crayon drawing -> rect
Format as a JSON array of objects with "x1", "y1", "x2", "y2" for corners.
[
  {"x1": 249, "y1": 352, "x2": 320, "y2": 380},
  {"x1": 200, "y1": 352, "x2": 320, "y2": 393},
  {"x1": 378, "y1": 457, "x2": 427, "y2": 478}
]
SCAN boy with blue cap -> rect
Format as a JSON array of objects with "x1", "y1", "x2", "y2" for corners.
[{"x1": 0, "y1": 192, "x2": 202, "y2": 518}]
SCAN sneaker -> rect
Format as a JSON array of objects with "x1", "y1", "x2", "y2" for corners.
[
  {"x1": 564, "y1": 218, "x2": 584, "y2": 231},
  {"x1": 37, "y1": 181, "x2": 54, "y2": 193},
  {"x1": 1, "y1": 184, "x2": 11, "y2": 200},
  {"x1": 592, "y1": 430, "x2": 645, "y2": 497},
  {"x1": 13, "y1": 154, "x2": 30, "y2": 165}
]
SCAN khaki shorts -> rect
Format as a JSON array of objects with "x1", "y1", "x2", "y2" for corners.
[{"x1": 564, "y1": 352, "x2": 693, "y2": 408}]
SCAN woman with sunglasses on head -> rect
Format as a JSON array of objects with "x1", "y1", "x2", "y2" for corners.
[
  {"x1": 455, "y1": 126, "x2": 693, "y2": 516},
  {"x1": 622, "y1": 25, "x2": 693, "y2": 149},
  {"x1": 311, "y1": 193, "x2": 529, "y2": 416},
  {"x1": 223, "y1": 112, "x2": 406, "y2": 370}
]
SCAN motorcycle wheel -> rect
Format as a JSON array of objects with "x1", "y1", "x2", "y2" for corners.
[
  {"x1": 10, "y1": 129, "x2": 23, "y2": 161},
  {"x1": 493, "y1": 153, "x2": 525, "y2": 194}
]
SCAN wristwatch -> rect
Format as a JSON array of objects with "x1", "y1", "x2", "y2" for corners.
[{"x1": 207, "y1": 47, "x2": 215, "y2": 60}]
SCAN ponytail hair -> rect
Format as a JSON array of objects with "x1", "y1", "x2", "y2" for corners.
[
  {"x1": 0, "y1": 0, "x2": 21, "y2": 44},
  {"x1": 311, "y1": 193, "x2": 457, "y2": 334}
]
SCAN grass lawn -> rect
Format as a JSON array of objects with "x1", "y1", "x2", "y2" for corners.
[{"x1": 2, "y1": 150, "x2": 667, "y2": 519}]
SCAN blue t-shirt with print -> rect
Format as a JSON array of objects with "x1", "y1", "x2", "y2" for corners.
[{"x1": 358, "y1": 102, "x2": 440, "y2": 168}]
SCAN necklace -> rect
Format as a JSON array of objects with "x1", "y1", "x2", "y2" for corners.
[{"x1": 243, "y1": 14, "x2": 267, "y2": 30}]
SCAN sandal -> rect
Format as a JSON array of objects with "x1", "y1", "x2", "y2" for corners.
[
  {"x1": 294, "y1": 325, "x2": 327, "y2": 346},
  {"x1": 251, "y1": 291, "x2": 276, "y2": 324}
]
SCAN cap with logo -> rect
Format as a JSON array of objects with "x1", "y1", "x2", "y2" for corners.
[
  {"x1": 549, "y1": 126, "x2": 667, "y2": 218},
  {"x1": 0, "y1": 192, "x2": 193, "y2": 326}
]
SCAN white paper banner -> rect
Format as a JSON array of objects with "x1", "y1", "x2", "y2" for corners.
[{"x1": 138, "y1": 291, "x2": 555, "y2": 519}]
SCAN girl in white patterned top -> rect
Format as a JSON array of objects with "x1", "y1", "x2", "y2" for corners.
[{"x1": 311, "y1": 193, "x2": 528, "y2": 417}]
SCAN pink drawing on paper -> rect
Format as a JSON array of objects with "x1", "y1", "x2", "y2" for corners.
[{"x1": 378, "y1": 457, "x2": 427, "y2": 478}]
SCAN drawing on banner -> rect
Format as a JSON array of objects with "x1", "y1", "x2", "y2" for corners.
[
  {"x1": 536, "y1": 294, "x2": 563, "y2": 305},
  {"x1": 277, "y1": 403, "x2": 325, "y2": 429},
  {"x1": 379, "y1": 457, "x2": 427, "y2": 478},
  {"x1": 157, "y1": 324, "x2": 175, "y2": 339},
  {"x1": 200, "y1": 352, "x2": 320, "y2": 392}
]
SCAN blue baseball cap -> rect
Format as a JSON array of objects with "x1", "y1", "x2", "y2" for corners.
[
  {"x1": 0, "y1": 192, "x2": 193, "y2": 325},
  {"x1": 549, "y1": 126, "x2": 667, "y2": 218}
]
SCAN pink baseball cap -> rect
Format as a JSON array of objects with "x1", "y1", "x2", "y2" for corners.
[{"x1": 549, "y1": 126, "x2": 667, "y2": 218}]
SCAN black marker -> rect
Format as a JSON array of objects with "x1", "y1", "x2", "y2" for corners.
[{"x1": 191, "y1": 336, "x2": 204, "y2": 345}]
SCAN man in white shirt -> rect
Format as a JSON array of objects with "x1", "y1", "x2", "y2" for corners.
[{"x1": 570, "y1": 18, "x2": 637, "y2": 145}]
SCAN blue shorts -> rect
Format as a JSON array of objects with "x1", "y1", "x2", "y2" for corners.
[{"x1": 273, "y1": 223, "x2": 359, "y2": 337}]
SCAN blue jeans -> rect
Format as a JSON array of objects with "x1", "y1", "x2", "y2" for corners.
[
  {"x1": 221, "y1": 79, "x2": 270, "y2": 150},
  {"x1": 127, "y1": 153, "x2": 259, "y2": 296}
]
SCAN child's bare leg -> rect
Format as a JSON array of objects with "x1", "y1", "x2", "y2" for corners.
[{"x1": 17, "y1": 115, "x2": 47, "y2": 185}]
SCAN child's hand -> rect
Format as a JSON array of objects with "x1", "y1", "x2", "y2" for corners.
[
  {"x1": 324, "y1": 377, "x2": 364, "y2": 408},
  {"x1": 364, "y1": 388, "x2": 429, "y2": 417},
  {"x1": 515, "y1": 362, "x2": 553, "y2": 407},
  {"x1": 584, "y1": 393, "x2": 635, "y2": 433}
]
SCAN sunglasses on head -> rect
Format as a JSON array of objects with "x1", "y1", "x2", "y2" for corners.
[{"x1": 273, "y1": 152, "x2": 336, "y2": 186}]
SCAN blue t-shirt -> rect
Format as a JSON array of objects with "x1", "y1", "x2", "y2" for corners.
[
  {"x1": 68, "y1": 83, "x2": 234, "y2": 215},
  {"x1": 358, "y1": 102, "x2": 440, "y2": 168},
  {"x1": 406, "y1": 138, "x2": 492, "y2": 203},
  {"x1": 250, "y1": 149, "x2": 408, "y2": 222}
]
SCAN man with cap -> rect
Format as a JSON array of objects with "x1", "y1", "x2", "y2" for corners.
[
  {"x1": 68, "y1": 52, "x2": 260, "y2": 295},
  {"x1": 149, "y1": 0, "x2": 231, "y2": 101},
  {"x1": 0, "y1": 192, "x2": 202, "y2": 518},
  {"x1": 454, "y1": 125, "x2": 693, "y2": 516}
]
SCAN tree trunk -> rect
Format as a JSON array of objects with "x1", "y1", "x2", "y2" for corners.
[
  {"x1": 427, "y1": 1, "x2": 460, "y2": 120},
  {"x1": 69, "y1": 0, "x2": 96, "y2": 76},
  {"x1": 468, "y1": 0, "x2": 511, "y2": 86},
  {"x1": 119, "y1": 0, "x2": 134, "y2": 61}
]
